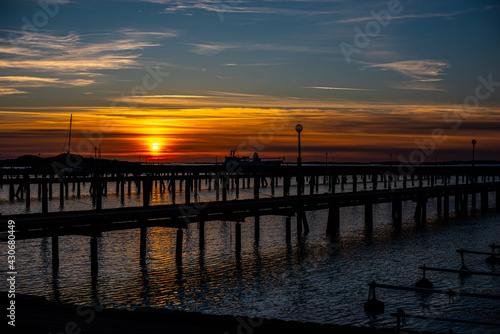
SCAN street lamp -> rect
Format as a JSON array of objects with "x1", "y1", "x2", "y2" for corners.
[{"x1": 471, "y1": 139, "x2": 476, "y2": 167}]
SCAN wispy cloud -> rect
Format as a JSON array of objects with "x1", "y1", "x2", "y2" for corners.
[
  {"x1": 0, "y1": 76, "x2": 93, "y2": 87},
  {"x1": 0, "y1": 29, "x2": 176, "y2": 93},
  {"x1": 335, "y1": 10, "x2": 469, "y2": 24},
  {"x1": 363, "y1": 60, "x2": 450, "y2": 91},
  {"x1": 0, "y1": 87, "x2": 27, "y2": 96},
  {"x1": 304, "y1": 86, "x2": 375, "y2": 91},
  {"x1": 183, "y1": 41, "x2": 332, "y2": 55}
]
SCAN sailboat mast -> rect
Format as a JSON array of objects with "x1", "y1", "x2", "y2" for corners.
[{"x1": 67, "y1": 114, "x2": 72, "y2": 155}]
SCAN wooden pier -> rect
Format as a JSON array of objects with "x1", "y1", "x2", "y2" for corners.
[{"x1": 2, "y1": 164, "x2": 500, "y2": 278}]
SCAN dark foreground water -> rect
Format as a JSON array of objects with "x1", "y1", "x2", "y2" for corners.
[{"x1": 1, "y1": 181, "x2": 499, "y2": 333}]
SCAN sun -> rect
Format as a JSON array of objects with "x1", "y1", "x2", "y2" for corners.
[{"x1": 152, "y1": 142, "x2": 160, "y2": 150}]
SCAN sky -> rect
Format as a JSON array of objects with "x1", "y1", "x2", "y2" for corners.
[{"x1": 1, "y1": 0, "x2": 499, "y2": 163}]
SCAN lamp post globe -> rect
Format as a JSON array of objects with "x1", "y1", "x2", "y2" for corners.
[{"x1": 295, "y1": 124, "x2": 303, "y2": 133}]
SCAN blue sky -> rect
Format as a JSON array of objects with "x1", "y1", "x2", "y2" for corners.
[{"x1": 1, "y1": 0, "x2": 499, "y2": 161}]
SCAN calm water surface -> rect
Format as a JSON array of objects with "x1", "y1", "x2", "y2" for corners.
[{"x1": 1, "y1": 180, "x2": 499, "y2": 333}]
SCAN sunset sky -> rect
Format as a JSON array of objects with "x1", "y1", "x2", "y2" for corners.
[{"x1": 1, "y1": 0, "x2": 499, "y2": 163}]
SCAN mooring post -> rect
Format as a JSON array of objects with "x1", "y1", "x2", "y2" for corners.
[
  {"x1": 176, "y1": 228, "x2": 183, "y2": 265},
  {"x1": 285, "y1": 216, "x2": 291, "y2": 244}
]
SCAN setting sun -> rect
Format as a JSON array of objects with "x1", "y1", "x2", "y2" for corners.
[{"x1": 152, "y1": 142, "x2": 160, "y2": 150}]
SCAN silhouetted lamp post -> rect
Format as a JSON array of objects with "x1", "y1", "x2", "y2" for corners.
[
  {"x1": 296, "y1": 124, "x2": 303, "y2": 194},
  {"x1": 471, "y1": 139, "x2": 476, "y2": 167}
]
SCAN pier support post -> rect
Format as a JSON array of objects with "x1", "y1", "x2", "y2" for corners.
[
  {"x1": 176, "y1": 228, "x2": 183, "y2": 265},
  {"x1": 455, "y1": 192, "x2": 461, "y2": 213},
  {"x1": 222, "y1": 174, "x2": 227, "y2": 202},
  {"x1": 254, "y1": 175, "x2": 260, "y2": 199},
  {"x1": 143, "y1": 177, "x2": 150, "y2": 207},
  {"x1": 25, "y1": 174, "x2": 31, "y2": 211},
  {"x1": 496, "y1": 187, "x2": 500, "y2": 211},
  {"x1": 414, "y1": 197, "x2": 427, "y2": 224},
  {"x1": 185, "y1": 176, "x2": 191, "y2": 204},
  {"x1": 326, "y1": 203, "x2": 340, "y2": 241},
  {"x1": 444, "y1": 195, "x2": 449, "y2": 220},
  {"x1": 121, "y1": 179, "x2": 125, "y2": 205},
  {"x1": 235, "y1": 176, "x2": 240, "y2": 199},
  {"x1": 42, "y1": 178, "x2": 48, "y2": 213},
  {"x1": 472, "y1": 191, "x2": 477, "y2": 210},
  {"x1": 392, "y1": 199, "x2": 402, "y2": 224},
  {"x1": 284, "y1": 175, "x2": 290, "y2": 197},
  {"x1": 59, "y1": 181, "x2": 64, "y2": 209},
  {"x1": 365, "y1": 203, "x2": 373, "y2": 227},
  {"x1": 372, "y1": 174, "x2": 377, "y2": 191},
  {"x1": 481, "y1": 191, "x2": 489, "y2": 213},
  {"x1": 437, "y1": 196, "x2": 442, "y2": 216},
  {"x1": 254, "y1": 215, "x2": 260, "y2": 243},
  {"x1": 352, "y1": 175, "x2": 357, "y2": 193},
  {"x1": 285, "y1": 216, "x2": 291, "y2": 244}
]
